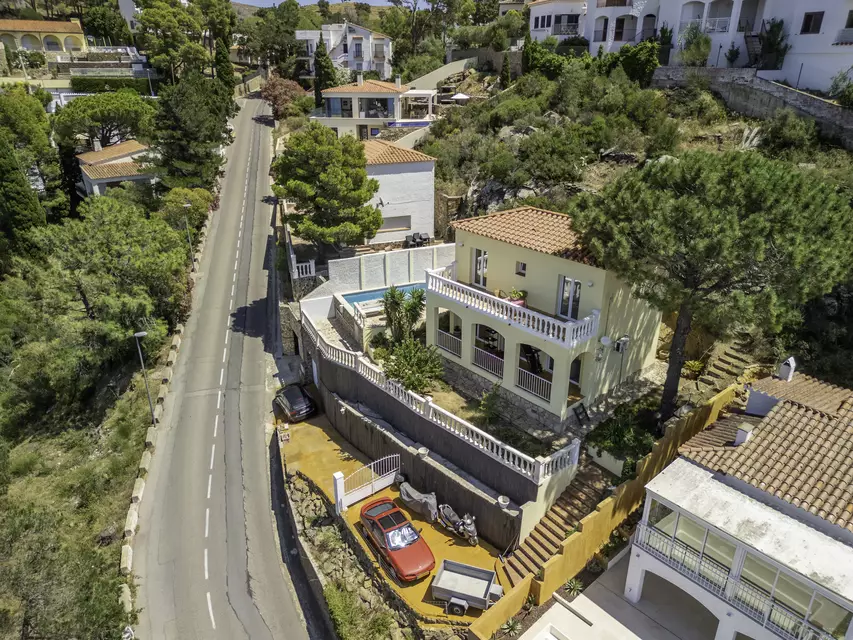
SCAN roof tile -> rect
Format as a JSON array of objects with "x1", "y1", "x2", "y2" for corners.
[
  {"x1": 363, "y1": 139, "x2": 434, "y2": 165},
  {"x1": 322, "y1": 79, "x2": 408, "y2": 94},
  {"x1": 77, "y1": 140, "x2": 148, "y2": 165},
  {"x1": 0, "y1": 19, "x2": 83, "y2": 33},
  {"x1": 81, "y1": 161, "x2": 146, "y2": 180}
]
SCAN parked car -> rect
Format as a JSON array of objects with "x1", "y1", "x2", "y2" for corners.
[
  {"x1": 360, "y1": 497, "x2": 435, "y2": 582},
  {"x1": 274, "y1": 384, "x2": 316, "y2": 422}
]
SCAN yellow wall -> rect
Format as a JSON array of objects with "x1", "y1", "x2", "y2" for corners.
[
  {"x1": 427, "y1": 231, "x2": 661, "y2": 413},
  {"x1": 468, "y1": 572, "x2": 534, "y2": 640},
  {"x1": 0, "y1": 30, "x2": 87, "y2": 52}
]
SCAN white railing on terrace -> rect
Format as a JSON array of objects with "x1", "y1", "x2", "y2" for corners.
[
  {"x1": 295, "y1": 260, "x2": 315, "y2": 278},
  {"x1": 635, "y1": 524, "x2": 836, "y2": 640},
  {"x1": 435, "y1": 329, "x2": 462, "y2": 357},
  {"x1": 426, "y1": 270, "x2": 600, "y2": 349},
  {"x1": 553, "y1": 23, "x2": 579, "y2": 36},
  {"x1": 284, "y1": 224, "x2": 315, "y2": 280},
  {"x1": 517, "y1": 368, "x2": 552, "y2": 402},
  {"x1": 836, "y1": 28, "x2": 853, "y2": 45},
  {"x1": 679, "y1": 18, "x2": 703, "y2": 32},
  {"x1": 473, "y1": 346, "x2": 504, "y2": 378},
  {"x1": 301, "y1": 309, "x2": 581, "y2": 484},
  {"x1": 704, "y1": 17, "x2": 730, "y2": 32}
]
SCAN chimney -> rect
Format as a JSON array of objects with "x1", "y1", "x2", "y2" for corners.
[
  {"x1": 777, "y1": 356, "x2": 796, "y2": 382},
  {"x1": 93, "y1": 139, "x2": 103, "y2": 152},
  {"x1": 395, "y1": 75, "x2": 402, "y2": 88},
  {"x1": 734, "y1": 422, "x2": 755, "y2": 446},
  {"x1": 357, "y1": 72, "x2": 364, "y2": 86}
]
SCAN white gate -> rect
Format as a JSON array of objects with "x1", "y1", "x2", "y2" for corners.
[{"x1": 333, "y1": 454, "x2": 400, "y2": 515}]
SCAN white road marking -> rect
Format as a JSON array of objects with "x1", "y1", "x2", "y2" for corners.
[
  {"x1": 217, "y1": 390, "x2": 222, "y2": 408},
  {"x1": 207, "y1": 592, "x2": 216, "y2": 629},
  {"x1": 234, "y1": 258, "x2": 238, "y2": 270},
  {"x1": 209, "y1": 444, "x2": 215, "y2": 470},
  {"x1": 231, "y1": 284, "x2": 235, "y2": 297},
  {"x1": 222, "y1": 347, "x2": 227, "y2": 363},
  {"x1": 204, "y1": 548, "x2": 209, "y2": 579},
  {"x1": 235, "y1": 250, "x2": 240, "y2": 261},
  {"x1": 233, "y1": 272, "x2": 236, "y2": 283},
  {"x1": 207, "y1": 474, "x2": 212, "y2": 499},
  {"x1": 224, "y1": 329, "x2": 229, "y2": 344},
  {"x1": 237, "y1": 239, "x2": 240, "y2": 249},
  {"x1": 214, "y1": 415, "x2": 218, "y2": 438},
  {"x1": 205, "y1": 507, "x2": 209, "y2": 537}
]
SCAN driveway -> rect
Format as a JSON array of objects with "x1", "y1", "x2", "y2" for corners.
[{"x1": 520, "y1": 554, "x2": 718, "y2": 640}]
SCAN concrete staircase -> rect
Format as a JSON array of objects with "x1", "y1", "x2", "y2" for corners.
[
  {"x1": 743, "y1": 33, "x2": 762, "y2": 66},
  {"x1": 501, "y1": 453, "x2": 614, "y2": 588},
  {"x1": 698, "y1": 340, "x2": 753, "y2": 393}
]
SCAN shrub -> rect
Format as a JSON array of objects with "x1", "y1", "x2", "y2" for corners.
[
  {"x1": 70, "y1": 76, "x2": 157, "y2": 94},
  {"x1": 840, "y1": 85, "x2": 853, "y2": 109},
  {"x1": 626, "y1": 89, "x2": 667, "y2": 132},
  {"x1": 324, "y1": 581, "x2": 394, "y2": 640},
  {"x1": 585, "y1": 395, "x2": 659, "y2": 464},
  {"x1": 383, "y1": 339, "x2": 444, "y2": 394},
  {"x1": 618, "y1": 40, "x2": 660, "y2": 87},
  {"x1": 682, "y1": 359, "x2": 705, "y2": 379},
  {"x1": 758, "y1": 18, "x2": 791, "y2": 69},
  {"x1": 564, "y1": 578, "x2": 583, "y2": 597},
  {"x1": 645, "y1": 116, "x2": 681, "y2": 157},
  {"x1": 761, "y1": 108, "x2": 817, "y2": 151},
  {"x1": 725, "y1": 43, "x2": 740, "y2": 67},
  {"x1": 478, "y1": 383, "x2": 501, "y2": 424},
  {"x1": 679, "y1": 22, "x2": 711, "y2": 67}
]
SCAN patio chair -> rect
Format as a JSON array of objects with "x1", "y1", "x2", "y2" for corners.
[{"x1": 404, "y1": 234, "x2": 414, "y2": 248}]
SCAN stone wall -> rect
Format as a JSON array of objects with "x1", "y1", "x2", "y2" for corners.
[
  {"x1": 651, "y1": 66, "x2": 853, "y2": 150},
  {"x1": 0, "y1": 43, "x2": 9, "y2": 76},
  {"x1": 442, "y1": 358, "x2": 580, "y2": 437},
  {"x1": 317, "y1": 384, "x2": 523, "y2": 551}
]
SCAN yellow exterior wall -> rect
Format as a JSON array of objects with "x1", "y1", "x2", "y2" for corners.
[
  {"x1": 468, "y1": 386, "x2": 738, "y2": 639},
  {"x1": 0, "y1": 30, "x2": 87, "y2": 52},
  {"x1": 426, "y1": 230, "x2": 661, "y2": 415}
]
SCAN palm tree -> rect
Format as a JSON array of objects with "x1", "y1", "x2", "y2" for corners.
[{"x1": 382, "y1": 286, "x2": 425, "y2": 344}]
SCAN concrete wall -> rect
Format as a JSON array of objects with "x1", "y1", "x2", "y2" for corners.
[
  {"x1": 652, "y1": 66, "x2": 853, "y2": 150},
  {"x1": 327, "y1": 243, "x2": 455, "y2": 292},
  {"x1": 449, "y1": 49, "x2": 522, "y2": 77},
  {"x1": 393, "y1": 125, "x2": 432, "y2": 149},
  {"x1": 407, "y1": 57, "x2": 478, "y2": 90},
  {"x1": 367, "y1": 161, "x2": 435, "y2": 244},
  {"x1": 312, "y1": 344, "x2": 540, "y2": 507},
  {"x1": 316, "y1": 384, "x2": 523, "y2": 551}
]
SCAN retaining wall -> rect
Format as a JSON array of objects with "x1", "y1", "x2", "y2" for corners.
[
  {"x1": 450, "y1": 48, "x2": 522, "y2": 77},
  {"x1": 407, "y1": 56, "x2": 478, "y2": 90},
  {"x1": 651, "y1": 66, "x2": 853, "y2": 150},
  {"x1": 467, "y1": 385, "x2": 738, "y2": 640},
  {"x1": 316, "y1": 384, "x2": 523, "y2": 552},
  {"x1": 326, "y1": 243, "x2": 455, "y2": 292}
]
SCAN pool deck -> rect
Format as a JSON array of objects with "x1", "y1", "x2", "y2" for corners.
[{"x1": 280, "y1": 411, "x2": 504, "y2": 623}]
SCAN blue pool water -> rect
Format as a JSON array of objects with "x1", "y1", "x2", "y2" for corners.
[{"x1": 342, "y1": 283, "x2": 425, "y2": 306}]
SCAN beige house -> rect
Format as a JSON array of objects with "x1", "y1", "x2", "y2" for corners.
[
  {"x1": 76, "y1": 139, "x2": 154, "y2": 196},
  {"x1": 425, "y1": 207, "x2": 660, "y2": 429},
  {"x1": 0, "y1": 19, "x2": 87, "y2": 53}
]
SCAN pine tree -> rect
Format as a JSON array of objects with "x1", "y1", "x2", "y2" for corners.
[
  {"x1": 0, "y1": 136, "x2": 45, "y2": 273},
  {"x1": 313, "y1": 37, "x2": 337, "y2": 107},
  {"x1": 521, "y1": 32, "x2": 532, "y2": 74},
  {"x1": 500, "y1": 52, "x2": 511, "y2": 87}
]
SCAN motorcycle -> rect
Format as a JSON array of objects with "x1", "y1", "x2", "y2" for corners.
[{"x1": 437, "y1": 504, "x2": 478, "y2": 546}]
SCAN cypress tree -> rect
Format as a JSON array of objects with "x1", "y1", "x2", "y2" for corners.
[
  {"x1": 313, "y1": 37, "x2": 336, "y2": 107},
  {"x1": 214, "y1": 39, "x2": 236, "y2": 93},
  {"x1": 0, "y1": 136, "x2": 45, "y2": 273},
  {"x1": 500, "y1": 52, "x2": 511, "y2": 87}
]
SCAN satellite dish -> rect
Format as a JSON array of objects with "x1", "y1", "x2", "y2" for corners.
[{"x1": 600, "y1": 336, "x2": 612, "y2": 347}]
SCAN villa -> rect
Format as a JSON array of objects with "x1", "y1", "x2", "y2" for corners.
[
  {"x1": 625, "y1": 364, "x2": 853, "y2": 640},
  {"x1": 0, "y1": 18, "x2": 86, "y2": 53},
  {"x1": 527, "y1": 0, "x2": 853, "y2": 91},
  {"x1": 425, "y1": 207, "x2": 661, "y2": 433},
  {"x1": 313, "y1": 74, "x2": 438, "y2": 140},
  {"x1": 76, "y1": 139, "x2": 154, "y2": 197},
  {"x1": 296, "y1": 22, "x2": 393, "y2": 80}
]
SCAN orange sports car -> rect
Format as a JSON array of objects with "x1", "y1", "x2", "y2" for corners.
[{"x1": 360, "y1": 497, "x2": 435, "y2": 582}]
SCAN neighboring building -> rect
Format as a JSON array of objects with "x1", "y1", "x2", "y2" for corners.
[
  {"x1": 499, "y1": 0, "x2": 526, "y2": 16},
  {"x1": 296, "y1": 22, "x2": 393, "y2": 80},
  {"x1": 363, "y1": 140, "x2": 435, "y2": 245},
  {"x1": 527, "y1": 0, "x2": 853, "y2": 91},
  {"x1": 76, "y1": 139, "x2": 154, "y2": 196},
  {"x1": 425, "y1": 207, "x2": 661, "y2": 429},
  {"x1": 625, "y1": 366, "x2": 853, "y2": 640},
  {"x1": 313, "y1": 74, "x2": 437, "y2": 140},
  {"x1": 0, "y1": 18, "x2": 86, "y2": 53}
]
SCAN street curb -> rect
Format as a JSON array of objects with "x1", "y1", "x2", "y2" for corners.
[{"x1": 119, "y1": 186, "x2": 220, "y2": 626}]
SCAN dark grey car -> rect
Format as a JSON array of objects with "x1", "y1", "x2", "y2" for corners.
[{"x1": 274, "y1": 384, "x2": 316, "y2": 422}]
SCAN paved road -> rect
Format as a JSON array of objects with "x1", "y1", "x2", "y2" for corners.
[{"x1": 135, "y1": 97, "x2": 323, "y2": 639}]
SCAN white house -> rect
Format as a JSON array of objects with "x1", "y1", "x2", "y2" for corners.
[
  {"x1": 527, "y1": 0, "x2": 853, "y2": 91},
  {"x1": 76, "y1": 139, "x2": 154, "y2": 196},
  {"x1": 624, "y1": 367, "x2": 853, "y2": 640},
  {"x1": 363, "y1": 140, "x2": 435, "y2": 245},
  {"x1": 296, "y1": 22, "x2": 393, "y2": 80},
  {"x1": 313, "y1": 74, "x2": 437, "y2": 140}
]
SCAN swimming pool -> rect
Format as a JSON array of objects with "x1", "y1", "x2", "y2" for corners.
[{"x1": 342, "y1": 283, "x2": 425, "y2": 306}]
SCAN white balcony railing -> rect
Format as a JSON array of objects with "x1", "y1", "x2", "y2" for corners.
[
  {"x1": 704, "y1": 17, "x2": 730, "y2": 32},
  {"x1": 473, "y1": 346, "x2": 504, "y2": 378},
  {"x1": 295, "y1": 260, "x2": 315, "y2": 278},
  {"x1": 635, "y1": 524, "x2": 836, "y2": 640},
  {"x1": 426, "y1": 270, "x2": 600, "y2": 349},
  {"x1": 517, "y1": 368, "x2": 552, "y2": 401},
  {"x1": 836, "y1": 28, "x2": 853, "y2": 44},
  {"x1": 435, "y1": 329, "x2": 462, "y2": 357},
  {"x1": 679, "y1": 18, "x2": 703, "y2": 33},
  {"x1": 553, "y1": 23, "x2": 580, "y2": 36}
]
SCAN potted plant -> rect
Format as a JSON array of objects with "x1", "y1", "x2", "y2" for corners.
[{"x1": 508, "y1": 288, "x2": 528, "y2": 308}]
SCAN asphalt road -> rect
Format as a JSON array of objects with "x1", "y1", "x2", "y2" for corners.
[{"x1": 135, "y1": 97, "x2": 323, "y2": 639}]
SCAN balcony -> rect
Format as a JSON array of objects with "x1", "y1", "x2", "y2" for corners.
[
  {"x1": 426, "y1": 270, "x2": 600, "y2": 350},
  {"x1": 593, "y1": 29, "x2": 607, "y2": 41},
  {"x1": 704, "y1": 17, "x2": 731, "y2": 33},
  {"x1": 614, "y1": 28, "x2": 636, "y2": 41},
  {"x1": 635, "y1": 524, "x2": 837, "y2": 640},
  {"x1": 836, "y1": 28, "x2": 853, "y2": 45},
  {"x1": 473, "y1": 345, "x2": 504, "y2": 377},
  {"x1": 373, "y1": 50, "x2": 385, "y2": 60},
  {"x1": 435, "y1": 328, "x2": 462, "y2": 357},
  {"x1": 553, "y1": 23, "x2": 580, "y2": 36},
  {"x1": 517, "y1": 367, "x2": 551, "y2": 401},
  {"x1": 679, "y1": 18, "x2": 703, "y2": 33}
]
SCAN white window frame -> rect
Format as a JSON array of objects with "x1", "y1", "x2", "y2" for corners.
[
  {"x1": 472, "y1": 248, "x2": 488, "y2": 288},
  {"x1": 515, "y1": 261, "x2": 526, "y2": 276},
  {"x1": 556, "y1": 276, "x2": 581, "y2": 320}
]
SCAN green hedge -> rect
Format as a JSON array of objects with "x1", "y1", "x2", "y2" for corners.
[{"x1": 70, "y1": 76, "x2": 159, "y2": 95}]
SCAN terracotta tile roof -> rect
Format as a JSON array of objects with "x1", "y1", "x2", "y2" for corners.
[
  {"x1": 322, "y1": 79, "x2": 408, "y2": 94},
  {"x1": 750, "y1": 374, "x2": 853, "y2": 416},
  {"x1": 363, "y1": 139, "x2": 435, "y2": 165},
  {"x1": 451, "y1": 207, "x2": 597, "y2": 266},
  {"x1": 349, "y1": 23, "x2": 389, "y2": 38},
  {"x1": 681, "y1": 394, "x2": 853, "y2": 534},
  {"x1": 81, "y1": 161, "x2": 146, "y2": 180},
  {"x1": 681, "y1": 411, "x2": 763, "y2": 450},
  {"x1": 0, "y1": 19, "x2": 83, "y2": 33},
  {"x1": 76, "y1": 140, "x2": 148, "y2": 165}
]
